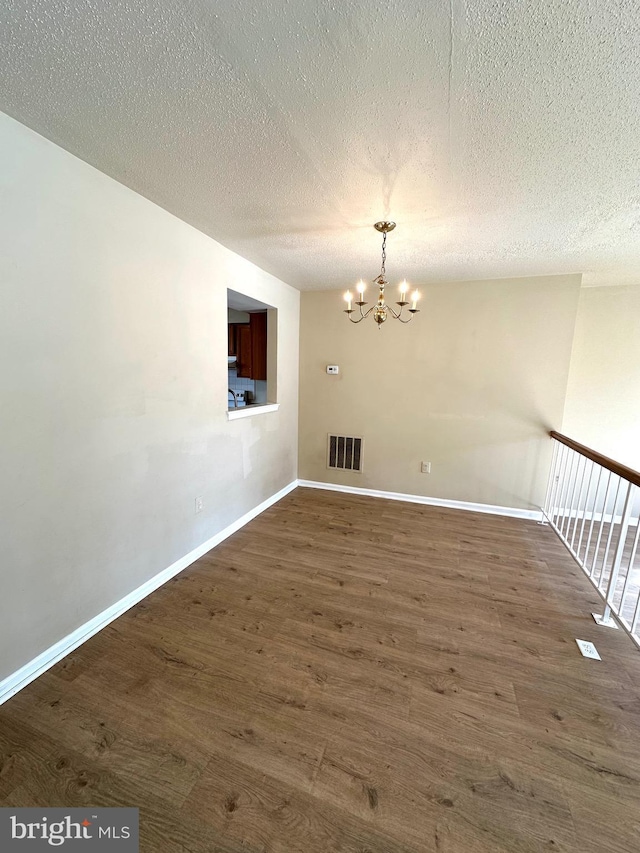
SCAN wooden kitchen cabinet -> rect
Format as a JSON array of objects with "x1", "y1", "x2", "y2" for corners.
[
  {"x1": 236, "y1": 325, "x2": 252, "y2": 377},
  {"x1": 230, "y1": 312, "x2": 267, "y2": 379},
  {"x1": 249, "y1": 312, "x2": 267, "y2": 381},
  {"x1": 228, "y1": 323, "x2": 237, "y2": 357}
]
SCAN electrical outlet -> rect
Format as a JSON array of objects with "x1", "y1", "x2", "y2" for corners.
[
  {"x1": 326, "y1": 365, "x2": 339, "y2": 375},
  {"x1": 421, "y1": 461, "x2": 431, "y2": 474},
  {"x1": 575, "y1": 639, "x2": 601, "y2": 660},
  {"x1": 195, "y1": 497, "x2": 204, "y2": 514}
]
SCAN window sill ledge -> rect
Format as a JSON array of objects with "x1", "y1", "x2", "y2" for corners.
[{"x1": 227, "y1": 403, "x2": 280, "y2": 421}]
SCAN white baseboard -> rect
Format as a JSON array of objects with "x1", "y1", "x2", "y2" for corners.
[
  {"x1": 0, "y1": 480, "x2": 298, "y2": 706},
  {"x1": 0, "y1": 477, "x2": 540, "y2": 705},
  {"x1": 297, "y1": 479, "x2": 543, "y2": 522}
]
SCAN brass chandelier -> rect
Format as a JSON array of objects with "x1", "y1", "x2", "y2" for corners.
[{"x1": 344, "y1": 221, "x2": 420, "y2": 326}]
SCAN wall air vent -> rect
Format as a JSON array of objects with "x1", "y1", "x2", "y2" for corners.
[{"x1": 327, "y1": 434, "x2": 363, "y2": 472}]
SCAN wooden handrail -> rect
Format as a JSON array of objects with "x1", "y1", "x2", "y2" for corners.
[{"x1": 550, "y1": 431, "x2": 640, "y2": 489}]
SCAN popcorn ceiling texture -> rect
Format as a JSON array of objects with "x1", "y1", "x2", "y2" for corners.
[{"x1": 1, "y1": 0, "x2": 639, "y2": 290}]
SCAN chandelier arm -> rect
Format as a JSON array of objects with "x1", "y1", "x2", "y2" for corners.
[
  {"x1": 345, "y1": 303, "x2": 375, "y2": 323},
  {"x1": 385, "y1": 301, "x2": 420, "y2": 323},
  {"x1": 387, "y1": 304, "x2": 415, "y2": 323}
]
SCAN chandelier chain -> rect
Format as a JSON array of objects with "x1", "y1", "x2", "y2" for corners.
[{"x1": 380, "y1": 231, "x2": 387, "y2": 277}]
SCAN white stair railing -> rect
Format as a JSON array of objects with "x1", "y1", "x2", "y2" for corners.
[{"x1": 542, "y1": 432, "x2": 640, "y2": 648}]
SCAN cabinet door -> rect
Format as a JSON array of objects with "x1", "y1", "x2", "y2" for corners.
[
  {"x1": 228, "y1": 323, "x2": 237, "y2": 357},
  {"x1": 250, "y1": 312, "x2": 267, "y2": 381},
  {"x1": 236, "y1": 325, "x2": 252, "y2": 377}
]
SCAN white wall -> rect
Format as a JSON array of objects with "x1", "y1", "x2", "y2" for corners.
[
  {"x1": 563, "y1": 285, "x2": 640, "y2": 470},
  {"x1": 0, "y1": 113, "x2": 299, "y2": 680},
  {"x1": 299, "y1": 275, "x2": 581, "y2": 511}
]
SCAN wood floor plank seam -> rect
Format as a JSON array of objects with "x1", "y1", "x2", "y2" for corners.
[{"x1": 2, "y1": 488, "x2": 640, "y2": 852}]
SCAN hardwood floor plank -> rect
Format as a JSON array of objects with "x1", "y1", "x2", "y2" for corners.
[
  {"x1": 3, "y1": 676, "x2": 206, "y2": 807},
  {"x1": 182, "y1": 746, "x2": 418, "y2": 853},
  {"x1": 2, "y1": 488, "x2": 640, "y2": 851}
]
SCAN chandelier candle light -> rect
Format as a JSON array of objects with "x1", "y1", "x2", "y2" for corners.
[{"x1": 344, "y1": 221, "x2": 420, "y2": 327}]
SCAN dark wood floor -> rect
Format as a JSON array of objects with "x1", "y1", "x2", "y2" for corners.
[{"x1": 2, "y1": 488, "x2": 640, "y2": 852}]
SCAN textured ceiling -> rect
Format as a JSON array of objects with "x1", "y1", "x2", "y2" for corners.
[{"x1": 1, "y1": 0, "x2": 639, "y2": 290}]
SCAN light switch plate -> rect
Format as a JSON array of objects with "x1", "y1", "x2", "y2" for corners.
[
  {"x1": 326, "y1": 365, "x2": 339, "y2": 374},
  {"x1": 575, "y1": 639, "x2": 601, "y2": 660}
]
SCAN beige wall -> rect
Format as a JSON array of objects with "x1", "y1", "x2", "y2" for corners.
[
  {"x1": 563, "y1": 285, "x2": 640, "y2": 470},
  {"x1": 299, "y1": 275, "x2": 581, "y2": 510},
  {"x1": 0, "y1": 113, "x2": 299, "y2": 681}
]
